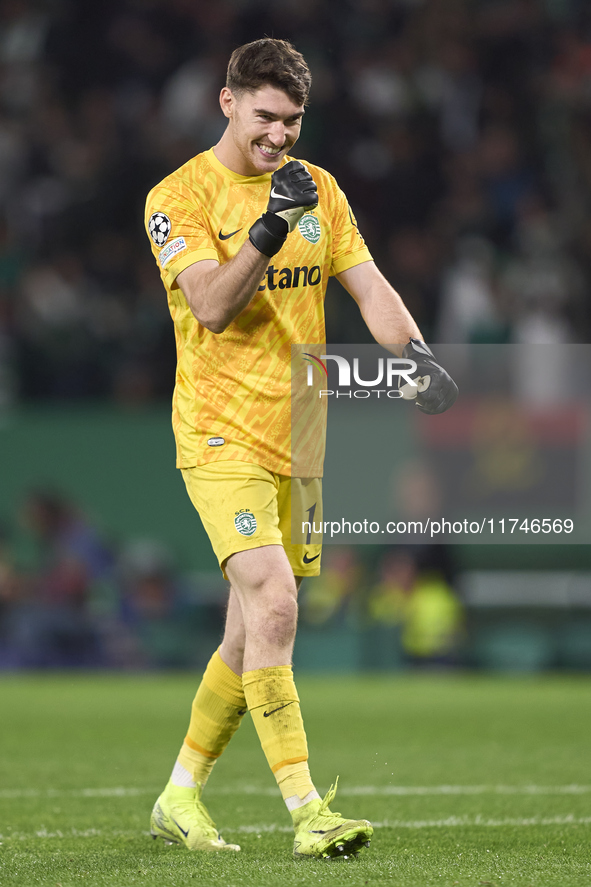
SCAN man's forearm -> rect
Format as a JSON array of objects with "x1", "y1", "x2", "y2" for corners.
[
  {"x1": 361, "y1": 284, "x2": 422, "y2": 353},
  {"x1": 177, "y1": 161, "x2": 318, "y2": 334},
  {"x1": 338, "y1": 262, "x2": 422, "y2": 352},
  {"x1": 178, "y1": 241, "x2": 269, "y2": 334}
]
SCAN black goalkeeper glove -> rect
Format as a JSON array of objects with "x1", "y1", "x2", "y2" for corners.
[
  {"x1": 249, "y1": 160, "x2": 318, "y2": 258},
  {"x1": 399, "y1": 338, "x2": 458, "y2": 415}
]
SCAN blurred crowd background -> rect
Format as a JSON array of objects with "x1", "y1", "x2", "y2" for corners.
[
  {"x1": 1, "y1": 0, "x2": 591, "y2": 404},
  {"x1": 1, "y1": 0, "x2": 591, "y2": 671},
  {"x1": 1, "y1": 488, "x2": 466, "y2": 669},
  {"x1": 2, "y1": 489, "x2": 589, "y2": 671}
]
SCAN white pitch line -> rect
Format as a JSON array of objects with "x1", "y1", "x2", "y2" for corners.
[
  {"x1": 0, "y1": 828, "x2": 146, "y2": 841},
  {"x1": 0, "y1": 787, "x2": 157, "y2": 799},
  {"x1": 1, "y1": 784, "x2": 591, "y2": 800},
  {"x1": 2, "y1": 815, "x2": 591, "y2": 842},
  {"x1": 374, "y1": 814, "x2": 591, "y2": 829},
  {"x1": 334, "y1": 785, "x2": 591, "y2": 797},
  {"x1": 211, "y1": 784, "x2": 591, "y2": 797},
  {"x1": 233, "y1": 814, "x2": 591, "y2": 832}
]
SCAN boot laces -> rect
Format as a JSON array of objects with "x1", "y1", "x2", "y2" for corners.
[
  {"x1": 317, "y1": 777, "x2": 341, "y2": 819},
  {"x1": 190, "y1": 785, "x2": 218, "y2": 837},
  {"x1": 196, "y1": 801, "x2": 216, "y2": 830}
]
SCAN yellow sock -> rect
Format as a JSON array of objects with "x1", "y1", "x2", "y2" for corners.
[
  {"x1": 177, "y1": 648, "x2": 246, "y2": 787},
  {"x1": 242, "y1": 665, "x2": 317, "y2": 807}
]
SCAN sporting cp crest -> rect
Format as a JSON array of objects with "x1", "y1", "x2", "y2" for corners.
[
  {"x1": 234, "y1": 509, "x2": 257, "y2": 536},
  {"x1": 298, "y1": 213, "x2": 321, "y2": 244}
]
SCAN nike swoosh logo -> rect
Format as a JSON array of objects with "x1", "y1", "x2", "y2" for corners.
[
  {"x1": 219, "y1": 228, "x2": 242, "y2": 240},
  {"x1": 171, "y1": 817, "x2": 189, "y2": 838},
  {"x1": 270, "y1": 187, "x2": 294, "y2": 201},
  {"x1": 303, "y1": 553, "x2": 320, "y2": 564},
  {"x1": 263, "y1": 701, "x2": 295, "y2": 718}
]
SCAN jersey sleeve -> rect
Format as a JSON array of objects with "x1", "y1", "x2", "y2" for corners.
[
  {"x1": 145, "y1": 182, "x2": 219, "y2": 288},
  {"x1": 327, "y1": 178, "x2": 373, "y2": 276}
]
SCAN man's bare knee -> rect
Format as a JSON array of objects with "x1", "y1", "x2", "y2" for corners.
[
  {"x1": 226, "y1": 545, "x2": 296, "y2": 596},
  {"x1": 263, "y1": 591, "x2": 297, "y2": 644},
  {"x1": 242, "y1": 585, "x2": 296, "y2": 637},
  {"x1": 225, "y1": 546, "x2": 299, "y2": 666}
]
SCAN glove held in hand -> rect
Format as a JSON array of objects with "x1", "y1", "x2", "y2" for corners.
[
  {"x1": 248, "y1": 160, "x2": 318, "y2": 258},
  {"x1": 248, "y1": 212, "x2": 288, "y2": 258},
  {"x1": 401, "y1": 338, "x2": 458, "y2": 415}
]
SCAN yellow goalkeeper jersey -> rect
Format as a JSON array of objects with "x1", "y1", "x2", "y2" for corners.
[{"x1": 145, "y1": 148, "x2": 372, "y2": 475}]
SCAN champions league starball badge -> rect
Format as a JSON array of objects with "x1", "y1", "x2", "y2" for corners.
[{"x1": 148, "y1": 212, "x2": 172, "y2": 246}]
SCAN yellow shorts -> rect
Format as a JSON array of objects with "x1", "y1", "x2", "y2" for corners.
[{"x1": 181, "y1": 461, "x2": 323, "y2": 578}]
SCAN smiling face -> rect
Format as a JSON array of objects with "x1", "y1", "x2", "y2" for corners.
[{"x1": 215, "y1": 84, "x2": 305, "y2": 177}]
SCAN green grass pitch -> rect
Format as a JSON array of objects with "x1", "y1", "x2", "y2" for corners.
[{"x1": 1, "y1": 672, "x2": 590, "y2": 886}]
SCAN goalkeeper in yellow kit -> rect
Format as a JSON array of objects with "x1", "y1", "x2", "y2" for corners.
[{"x1": 145, "y1": 37, "x2": 457, "y2": 859}]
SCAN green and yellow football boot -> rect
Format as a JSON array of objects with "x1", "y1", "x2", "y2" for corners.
[
  {"x1": 292, "y1": 779, "x2": 373, "y2": 859},
  {"x1": 150, "y1": 781, "x2": 240, "y2": 852}
]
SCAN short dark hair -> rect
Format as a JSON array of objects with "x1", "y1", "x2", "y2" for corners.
[{"x1": 226, "y1": 38, "x2": 312, "y2": 106}]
